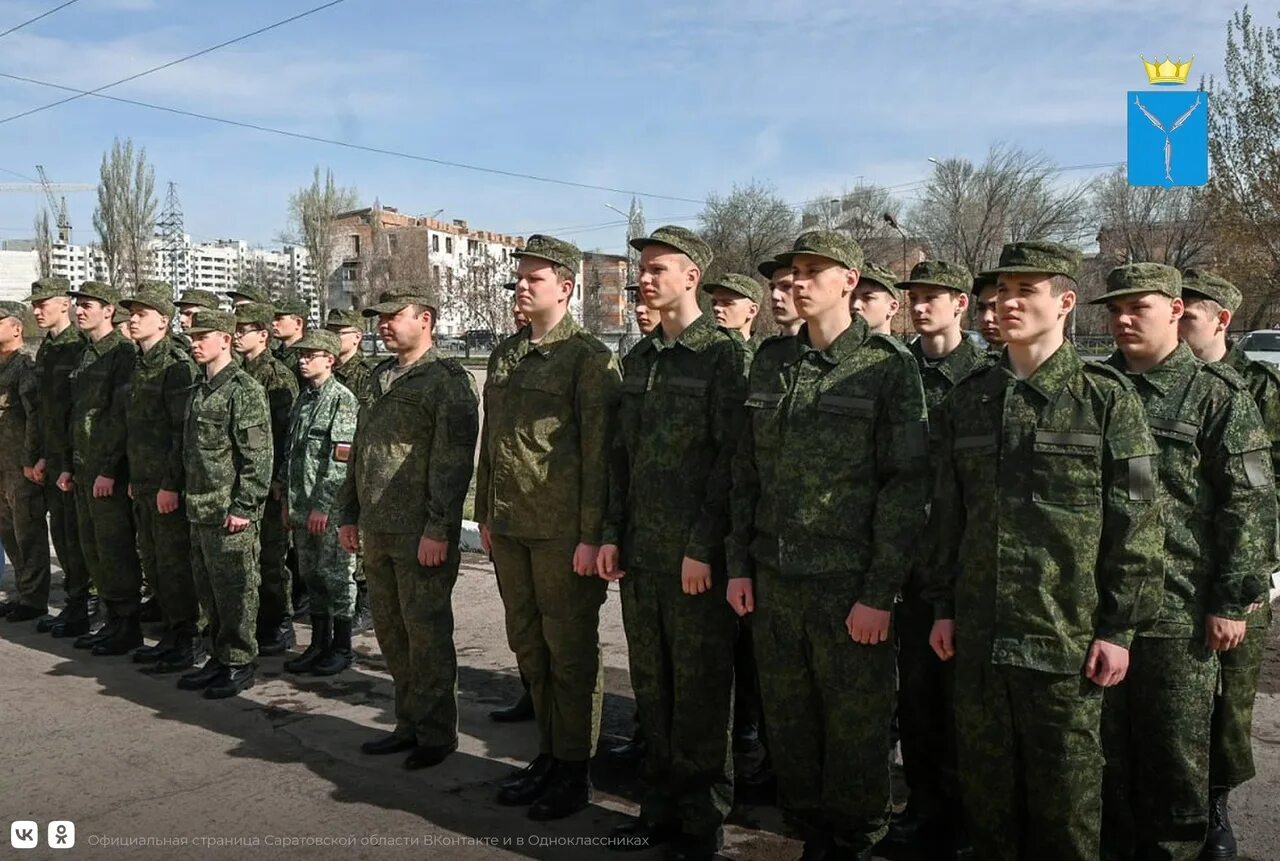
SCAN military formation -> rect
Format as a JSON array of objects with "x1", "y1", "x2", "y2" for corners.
[{"x1": 0, "y1": 219, "x2": 1276, "y2": 861}]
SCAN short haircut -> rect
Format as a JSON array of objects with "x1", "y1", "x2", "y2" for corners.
[
  {"x1": 1049, "y1": 275, "x2": 1075, "y2": 296},
  {"x1": 405, "y1": 303, "x2": 437, "y2": 330},
  {"x1": 552, "y1": 264, "x2": 576, "y2": 286},
  {"x1": 1184, "y1": 295, "x2": 1224, "y2": 314}
]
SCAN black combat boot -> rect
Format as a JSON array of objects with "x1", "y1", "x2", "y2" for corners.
[
  {"x1": 284, "y1": 615, "x2": 330, "y2": 673},
  {"x1": 177, "y1": 658, "x2": 225, "y2": 690},
  {"x1": 204, "y1": 663, "x2": 256, "y2": 699},
  {"x1": 133, "y1": 631, "x2": 180, "y2": 664},
  {"x1": 489, "y1": 689, "x2": 534, "y2": 723},
  {"x1": 1202, "y1": 787, "x2": 1238, "y2": 860},
  {"x1": 73, "y1": 617, "x2": 119, "y2": 649},
  {"x1": 138, "y1": 596, "x2": 162, "y2": 623},
  {"x1": 496, "y1": 754, "x2": 557, "y2": 806},
  {"x1": 92, "y1": 615, "x2": 144, "y2": 656},
  {"x1": 527, "y1": 759, "x2": 591, "y2": 821},
  {"x1": 38, "y1": 601, "x2": 78, "y2": 633},
  {"x1": 6, "y1": 604, "x2": 48, "y2": 623},
  {"x1": 311, "y1": 616, "x2": 353, "y2": 675},
  {"x1": 145, "y1": 636, "x2": 205, "y2": 674},
  {"x1": 257, "y1": 618, "x2": 295, "y2": 656}
]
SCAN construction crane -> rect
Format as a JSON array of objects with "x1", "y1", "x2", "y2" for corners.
[{"x1": 26, "y1": 165, "x2": 94, "y2": 243}]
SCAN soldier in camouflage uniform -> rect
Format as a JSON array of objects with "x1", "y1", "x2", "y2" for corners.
[
  {"x1": 851, "y1": 262, "x2": 902, "y2": 336},
  {"x1": 25, "y1": 277, "x2": 90, "y2": 636},
  {"x1": 888, "y1": 260, "x2": 992, "y2": 853},
  {"x1": 272, "y1": 296, "x2": 308, "y2": 387},
  {"x1": 475, "y1": 235, "x2": 619, "y2": 819},
  {"x1": 704, "y1": 273, "x2": 760, "y2": 342},
  {"x1": 64, "y1": 281, "x2": 145, "y2": 657},
  {"x1": 234, "y1": 302, "x2": 299, "y2": 655},
  {"x1": 177, "y1": 309, "x2": 273, "y2": 699},
  {"x1": 725, "y1": 231, "x2": 929, "y2": 860},
  {"x1": 1097, "y1": 264, "x2": 1277, "y2": 861},
  {"x1": 924, "y1": 241, "x2": 1164, "y2": 861},
  {"x1": 0, "y1": 302, "x2": 51, "y2": 622},
  {"x1": 175, "y1": 289, "x2": 221, "y2": 355},
  {"x1": 629, "y1": 282, "x2": 658, "y2": 337},
  {"x1": 972, "y1": 273, "x2": 1004, "y2": 353},
  {"x1": 120, "y1": 283, "x2": 203, "y2": 673},
  {"x1": 325, "y1": 309, "x2": 374, "y2": 408},
  {"x1": 337, "y1": 284, "x2": 478, "y2": 771},
  {"x1": 1179, "y1": 270, "x2": 1280, "y2": 859},
  {"x1": 599, "y1": 226, "x2": 748, "y2": 860},
  {"x1": 225, "y1": 284, "x2": 268, "y2": 308},
  {"x1": 759, "y1": 258, "x2": 801, "y2": 337},
  {"x1": 281, "y1": 329, "x2": 359, "y2": 676}
]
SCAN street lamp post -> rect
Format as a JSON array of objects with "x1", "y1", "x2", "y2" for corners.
[{"x1": 882, "y1": 212, "x2": 910, "y2": 335}]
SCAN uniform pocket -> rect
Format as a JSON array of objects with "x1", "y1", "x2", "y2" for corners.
[{"x1": 1032, "y1": 429, "x2": 1102, "y2": 507}]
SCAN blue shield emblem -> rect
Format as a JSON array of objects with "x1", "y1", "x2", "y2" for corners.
[{"x1": 1127, "y1": 91, "x2": 1209, "y2": 187}]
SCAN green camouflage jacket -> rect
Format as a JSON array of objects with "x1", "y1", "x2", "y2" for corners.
[
  {"x1": 334, "y1": 352, "x2": 374, "y2": 408},
  {"x1": 924, "y1": 342, "x2": 1164, "y2": 674},
  {"x1": 274, "y1": 339, "x2": 304, "y2": 387},
  {"x1": 126, "y1": 336, "x2": 197, "y2": 494},
  {"x1": 337, "y1": 348, "x2": 479, "y2": 540},
  {"x1": 284, "y1": 375, "x2": 359, "y2": 516},
  {"x1": 0, "y1": 349, "x2": 39, "y2": 473},
  {"x1": 32, "y1": 324, "x2": 85, "y2": 474},
  {"x1": 476, "y1": 314, "x2": 620, "y2": 542},
  {"x1": 70, "y1": 329, "x2": 136, "y2": 480},
  {"x1": 728, "y1": 318, "x2": 930, "y2": 609},
  {"x1": 603, "y1": 313, "x2": 750, "y2": 573},
  {"x1": 1106, "y1": 343, "x2": 1276, "y2": 634},
  {"x1": 242, "y1": 350, "x2": 299, "y2": 485},
  {"x1": 183, "y1": 362, "x2": 273, "y2": 525}
]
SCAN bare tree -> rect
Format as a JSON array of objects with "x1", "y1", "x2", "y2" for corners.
[
  {"x1": 440, "y1": 250, "x2": 514, "y2": 354},
  {"x1": 698, "y1": 181, "x2": 797, "y2": 282},
  {"x1": 236, "y1": 256, "x2": 285, "y2": 300},
  {"x1": 286, "y1": 166, "x2": 358, "y2": 317},
  {"x1": 909, "y1": 143, "x2": 1092, "y2": 274},
  {"x1": 34, "y1": 209, "x2": 52, "y2": 278},
  {"x1": 801, "y1": 184, "x2": 904, "y2": 244},
  {"x1": 1091, "y1": 167, "x2": 1214, "y2": 268},
  {"x1": 92, "y1": 137, "x2": 157, "y2": 289}
]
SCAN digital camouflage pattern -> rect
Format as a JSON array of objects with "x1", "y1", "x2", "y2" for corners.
[
  {"x1": 629, "y1": 225, "x2": 713, "y2": 273},
  {"x1": 858, "y1": 263, "x2": 903, "y2": 300},
  {"x1": 1182, "y1": 269, "x2": 1242, "y2": 312},
  {"x1": 512, "y1": 233, "x2": 583, "y2": 271},
  {"x1": 702, "y1": 273, "x2": 763, "y2": 303},
  {"x1": 176, "y1": 289, "x2": 220, "y2": 310},
  {"x1": 980, "y1": 239, "x2": 1083, "y2": 281},
  {"x1": 1089, "y1": 262, "x2": 1184, "y2": 305},
  {"x1": 0, "y1": 348, "x2": 50, "y2": 610},
  {"x1": 923, "y1": 341, "x2": 1163, "y2": 861},
  {"x1": 284, "y1": 375, "x2": 359, "y2": 618},
  {"x1": 775, "y1": 230, "x2": 865, "y2": 270},
  {"x1": 729, "y1": 317, "x2": 929, "y2": 852},
  {"x1": 184, "y1": 362, "x2": 273, "y2": 665},
  {"x1": 604, "y1": 312, "x2": 748, "y2": 842},
  {"x1": 334, "y1": 352, "x2": 373, "y2": 408},
  {"x1": 898, "y1": 259, "x2": 973, "y2": 292}
]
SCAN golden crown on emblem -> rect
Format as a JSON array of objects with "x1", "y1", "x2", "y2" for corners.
[{"x1": 1141, "y1": 56, "x2": 1193, "y2": 85}]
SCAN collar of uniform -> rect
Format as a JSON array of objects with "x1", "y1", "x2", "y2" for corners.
[
  {"x1": 648, "y1": 311, "x2": 718, "y2": 354},
  {"x1": 1224, "y1": 340, "x2": 1249, "y2": 373},
  {"x1": 47, "y1": 324, "x2": 83, "y2": 345},
  {"x1": 301, "y1": 374, "x2": 334, "y2": 399},
  {"x1": 910, "y1": 335, "x2": 980, "y2": 382},
  {"x1": 203, "y1": 361, "x2": 238, "y2": 392},
  {"x1": 137, "y1": 335, "x2": 178, "y2": 367},
  {"x1": 793, "y1": 316, "x2": 869, "y2": 366},
  {"x1": 382, "y1": 346, "x2": 441, "y2": 378},
  {"x1": 89, "y1": 327, "x2": 130, "y2": 357},
  {"x1": 1106, "y1": 340, "x2": 1193, "y2": 397},
  {"x1": 524, "y1": 313, "x2": 580, "y2": 358},
  {"x1": 999, "y1": 339, "x2": 1082, "y2": 400}
]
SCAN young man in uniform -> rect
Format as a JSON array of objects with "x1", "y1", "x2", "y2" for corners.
[
  {"x1": 121, "y1": 283, "x2": 202, "y2": 673},
  {"x1": 926, "y1": 241, "x2": 1164, "y2": 861},
  {"x1": 338, "y1": 285, "x2": 479, "y2": 771},
  {"x1": 282, "y1": 329, "x2": 360, "y2": 676},
  {"x1": 272, "y1": 296, "x2": 309, "y2": 386},
  {"x1": 704, "y1": 274, "x2": 761, "y2": 341},
  {"x1": 1097, "y1": 264, "x2": 1276, "y2": 860},
  {"x1": 759, "y1": 258, "x2": 801, "y2": 337},
  {"x1": 235, "y1": 302, "x2": 299, "y2": 655},
  {"x1": 178, "y1": 309, "x2": 273, "y2": 698},
  {"x1": 852, "y1": 263, "x2": 902, "y2": 336},
  {"x1": 26, "y1": 277, "x2": 90, "y2": 637},
  {"x1": 890, "y1": 260, "x2": 991, "y2": 854},
  {"x1": 1178, "y1": 269, "x2": 1280, "y2": 859},
  {"x1": 727, "y1": 231, "x2": 930, "y2": 860},
  {"x1": 476, "y1": 234, "x2": 619, "y2": 819},
  {"x1": 972, "y1": 273, "x2": 1004, "y2": 352},
  {"x1": 65, "y1": 281, "x2": 144, "y2": 656},
  {"x1": 325, "y1": 308, "x2": 374, "y2": 408}
]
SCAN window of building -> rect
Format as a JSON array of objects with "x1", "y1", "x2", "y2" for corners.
[
  {"x1": 432, "y1": 234, "x2": 440, "y2": 252},
  {"x1": 389, "y1": 234, "x2": 399, "y2": 253},
  {"x1": 432, "y1": 265, "x2": 440, "y2": 283},
  {"x1": 350, "y1": 234, "x2": 361, "y2": 255},
  {"x1": 445, "y1": 237, "x2": 453, "y2": 254},
  {"x1": 468, "y1": 239, "x2": 479, "y2": 255}
]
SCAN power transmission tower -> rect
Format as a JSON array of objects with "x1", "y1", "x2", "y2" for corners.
[{"x1": 157, "y1": 181, "x2": 186, "y2": 297}]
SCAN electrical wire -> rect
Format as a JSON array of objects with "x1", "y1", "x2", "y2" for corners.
[{"x1": 0, "y1": 0, "x2": 82, "y2": 41}]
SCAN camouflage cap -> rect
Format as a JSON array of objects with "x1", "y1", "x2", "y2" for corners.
[
  {"x1": 0, "y1": 300, "x2": 32, "y2": 322},
  {"x1": 187, "y1": 309, "x2": 236, "y2": 336},
  {"x1": 513, "y1": 234, "x2": 582, "y2": 271},
  {"x1": 629, "y1": 225, "x2": 713, "y2": 273},
  {"x1": 274, "y1": 296, "x2": 310, "y2": 319},
  {"x1": 776, "y1": 230, "x2": 865, "y2": 271},
  {"x1": 120, "y1": 282, "x2": 176, "y2": 318},
  {"x1": 363, "y1": 283, "x2": 436, "y2": 317},
  {"x1": 702, "y1": 273, "x2": 763, "y2": 303},
  {"x1": 225, "y1": 284, "x2": 268, "y2": 304},
  {"x1": 898, "y1": 259, "x2": 973, "y2": 293},
  {"x1": 757, "y1": 258, "x2": 784, "y2": 280},
  {"x1": 234, "y1": 302, "x2": 276, "y2": 328},
  {"x1": 325, "y1": 308, "x2": 363, "y2": 330},
  {"x1": 176, "y1": 288, "x2": 219, "y2": 309},
  {"x1": 67, "y1": 280, "x2": 122, "y2": 306},
  {"x1": 112, "y1": 305, "x2": 131, "y2": 325},
  {"x1": 980, "y1": 240, "x2": 1082, "y2": 282},
  {"x1": 858, "y1": 263, "x2": 903, "y2": 300},
  {"x1": 28, "y1": 275, "x2": 70, "y2": 303},
  {"x1": 971, "y1": 271, "x2": 998, "y2": 296},
  {"x1": 1088, "y1": 262, "x2": 1182, "y2": 304},
  {"x1": 1181, "y1": 269, "x2": 1242, "y2": 313},
  {"x1": 293, "y1": 329, "x2": 342, "y2": 357}
]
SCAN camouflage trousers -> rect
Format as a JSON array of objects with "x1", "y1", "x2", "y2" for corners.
[
  {"x1": 1102, "y1": 636, "x2": 1217, "y2": 861},
  {"x1": 620, "y1": 565, "x2": 735, "y2": 841},
  {"x1": 291, "y1": 523, "x2": 356, "y2": 619},
  {"x1": 257, "y1": 493, "x2": 292, "y2": 629},
  {"x1": 0, "y1": 469, "x2": 50, "y2": 609},
  {"x1": 132, "y1": 491, "x2": 199, "y2": 637},
  {"x1": 45, "y1": 481, "x2": 88, "y2": 601},
  {"x1": 954, "y1": 647, "x2": 1104, "y2": 861},
  {"x1": 363, "y1": 529, "x2": 459, "y2": 747},
  {"x1": 491, "y1": 533, "x2": 606, "y2": 762},
  {"x1": 73, "y1": 481, "x2": 142, "y2": 618},
  {"x1": 191, "y1": 521, "x2": 261, "y2": 666},
  {"x1": 1210, "y1": 603, "x2": 1271, "y2": 789},
  {"x1": 895, "y1": 591, "x2": 959, "y2": 824},
  {"x1": 753, "y1": 567, "x2": 895, "y2": 853}
]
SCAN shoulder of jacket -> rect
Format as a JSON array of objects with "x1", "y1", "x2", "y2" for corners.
[
  {"x1": 438, "y1": 355, "x2": 470, "y2": 377},
  {"x1": 1201, "y1": 360, "x2": 1249, "y2": 392},
  {"x1": 1081, "y1": 359, "x2": 1139, "y2": 394},
  {"x1": 571, "y1": 330, "x2": 613, "y2": 356}
]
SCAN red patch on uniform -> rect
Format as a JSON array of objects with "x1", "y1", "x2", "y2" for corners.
[{"x1": 334, "y1": 442, "x2": 351, "y2": 462}]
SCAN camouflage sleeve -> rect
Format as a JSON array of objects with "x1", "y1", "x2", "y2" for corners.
[
  {"x1": 20, "y1": 355, "x2": 40, "y2": 469},
  {"x1": 726, "y1": 364, "x2": 764, "y2": 581},
  {"x1": 575, "y1": 347, "x2": 621, "y2": 545},
  {"x1": 1249, "y1": 367, "x2": 1280, "y2": 516},
  {"x1": 94, "y1": 344, "x2": 135, "y2": 480},
  {"x1": 49, "y1": 345, "x2": 78, "y2": 475},
  {"x1": 922, "y1": 397, "x2": 964, "y2": 619},
  {"x1": 422, "y1": 370, "x2": 479, "y2": 541},
  {"x1": 351, "y1": 363, "x2": 373, "y2": 408},
  {"x1": 268, "y1": 369, "x2": 299, "y2": 486},
  {"x1": 472, "y1": 353, "x2": 498, "y2": 528},
  {"x1": 309, "y1": 390, "x2": 358, "y2": 515},
  {"x1": 160, "y1": 358, "x2": 197, "y2": 494},
  {"x1": 336, "y1": 458, "x2": 359, "y2": 528},
  {"x1": 1204, "y1": 389, "x2": 1277, "y2": 617},
  {"x1": 228, "y1": 382, "x2": 273, "y2": 521},
  {"x1": 862, "y1": 350, "x2": 931, "y2": 611},
  {"x1": 684, "y1": 339, "x2": 750, "y2": 565},
  {"x1": 1095, "y1": 385, "x2": 1164, "y2": 648}
]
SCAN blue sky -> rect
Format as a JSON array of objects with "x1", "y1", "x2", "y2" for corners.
[{"x1": 0, "y1": 0, "x2": 1254, "y2": 254}]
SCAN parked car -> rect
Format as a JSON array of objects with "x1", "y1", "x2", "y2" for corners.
[
  {"x1": 1237, "y1": 330, "x2": 1280, "y2": 366},
  {"x1": 360, "y1": 333, "x2": 386, "y2": 356}
]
